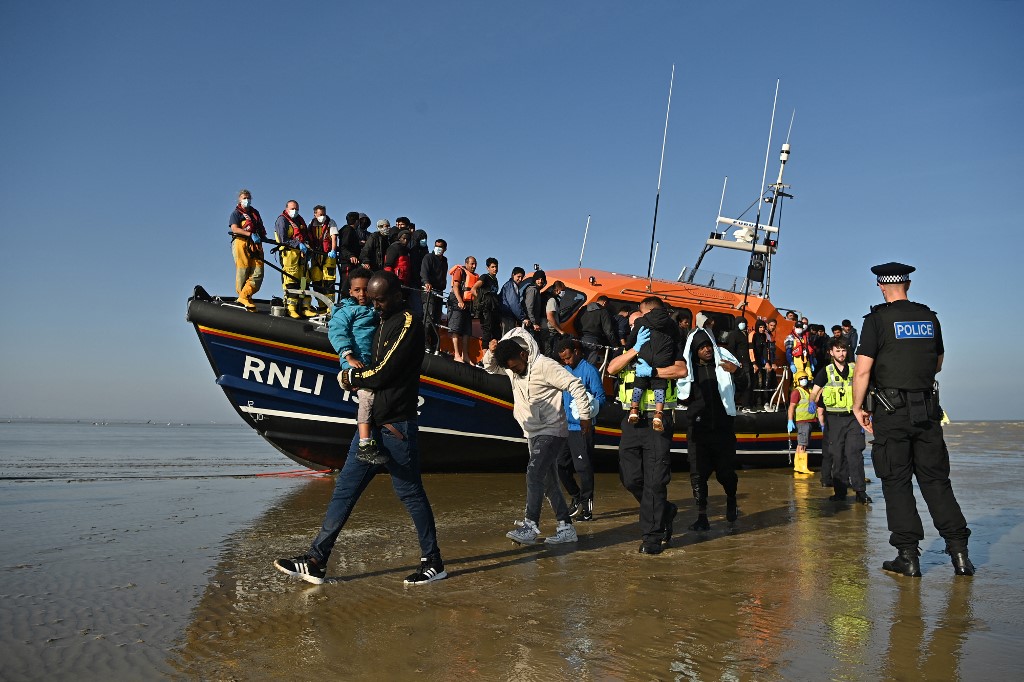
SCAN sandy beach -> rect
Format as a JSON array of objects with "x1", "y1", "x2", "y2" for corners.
[{"x1": 1, "y1": 421, "x2": 1022, "y2": 680}]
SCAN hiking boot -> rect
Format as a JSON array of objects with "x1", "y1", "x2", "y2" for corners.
[
  {"x1": 544, "y1": 521, "x2": 578, "y2": 545},
  {"x1": 506, "y1": 519, "x2": 540, "y2": 545},
  {"x1": 639, "y1": 542, "x2": 664, "y2": 555},
  {"x1": 882, "y1": 548, "x2": 922, "y2": 577},
  {"x1": 274, "y1": 555, "x2": 326, "y2": 585},
  {"x1": 355, "y1": 439, "x2": 388, "y2": 465},
  {"x1": 949, "y1": 550, "x2": 975, "y2": 577},
  {"x1": 855, "y1": 491, "x2": 873, "y2": 505},
  {"x1": 726, "y1": 496, "x2": 738, "y2": 522},
  {"x1": 404, "y1": 556, "x2": 447, "y2": 585},
  {"x1": 579, "y1": 498, "x2": 594, "y2": 522},
  {"x1": 567, "y1": 496, "x2": 581, "y2": 518},
  {"x1": 662, "y1": 502, "x2": 678, "y2": 545},
  {"x1": 689, "y1": 514, "x2": 710, "y2": 532}
]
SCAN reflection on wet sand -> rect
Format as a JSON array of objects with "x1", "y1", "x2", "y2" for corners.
[{"x1": 170, "y1": 442, "x2": 1021, "y2": 680}]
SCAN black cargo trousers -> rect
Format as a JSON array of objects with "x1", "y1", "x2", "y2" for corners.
[
  {"x1": 870, "y1": 405, "x2": 970, "y2": 552},
  {"x1": 618, "y1": 411, "x2": 674, "y2": 545}
]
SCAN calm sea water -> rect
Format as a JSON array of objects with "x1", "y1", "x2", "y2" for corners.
[{"x1": 1, "y1": 420, "x2": 1022, "y2": 680}]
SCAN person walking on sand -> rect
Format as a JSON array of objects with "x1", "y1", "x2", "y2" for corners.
[
  {"x1": 274, "y1": 271, "x2": 446, "y2": 586},
  {"x1": 606, "y1": 297, "x2": 689, "y2": 555},
  {"x1": 483, "y1": 327, "x2": 591, "y2": 546}
]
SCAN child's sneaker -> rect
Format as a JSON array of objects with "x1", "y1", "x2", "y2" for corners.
[
  {"x1": 355, "y1": 438, "x2": 388, "y2": 465},
  {"x1": 544, "y1": 521, "x2": 578, "y2": 545},
  {"x1": 652, "y1": 410, "x2": 665, "y2": 432},
  {"x1": 506, "y1": 519, "x2": 540, "y2": 545},
  {"x1": 274, "y1": 555, "x2": 326, "y2": 585},
  {"x1": 627, "y1": 407, "x2": 640, "y2": 425},
  {"x1": 403, "y1": 556, "x2": 447, "y2": 585}
]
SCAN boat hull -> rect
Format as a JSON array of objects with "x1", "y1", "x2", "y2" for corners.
[{"x1": 187, "y1": 289, "x2": 820, "y2": 471}]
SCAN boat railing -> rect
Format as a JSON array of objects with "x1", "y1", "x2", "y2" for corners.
[{"x1": 680, "y1": 268, "x2": 764, "y2": 296}]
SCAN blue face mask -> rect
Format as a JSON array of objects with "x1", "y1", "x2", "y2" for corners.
[{"x1": 419, "y1": 239, "x2": 427, "y2": 248}]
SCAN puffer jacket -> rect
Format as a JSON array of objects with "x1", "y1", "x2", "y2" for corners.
[{"x1": 483, "y1": 327, "x2": 590, "y2": 438}]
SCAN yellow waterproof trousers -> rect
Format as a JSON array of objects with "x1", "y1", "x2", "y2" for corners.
[{"x1": 232, "y1": 238, "x2": 264, "y2": 299}]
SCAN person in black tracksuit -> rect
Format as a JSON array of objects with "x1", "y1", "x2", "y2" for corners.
[{"x1": 852, "y1": 262, "x2": 973, "y2": 578}]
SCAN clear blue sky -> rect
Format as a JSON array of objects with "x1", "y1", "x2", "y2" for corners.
[{"x1": 2, "y1": 1, "x2": 1021, "y2": 421}]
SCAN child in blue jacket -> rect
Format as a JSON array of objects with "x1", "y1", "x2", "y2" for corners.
[{"x1": 327, "y1": 268, "x2": 383, "y2": 464}]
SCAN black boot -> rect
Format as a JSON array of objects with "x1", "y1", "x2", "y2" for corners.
[
  {"x1": 689, "y1": 513, "x2": 710, "y2": 532},
  {"x1": 950, "y1": 550, "x2": 975, "y2": 576},
  {"x1": 661, "y1": 502, "x2": 678, "y2": 545},
  {"x1": 726, "y1": 496, "x2": 738, "y2": 522},
  {"x1": 829, "y1": 484, "x2": 849, "y2": 502},
  {"x1": 882, "y1": 547, "x2": 922, "y2": 577},
  {"x1": 855, "y1": 491, "x2": 873, "y2": 505}
]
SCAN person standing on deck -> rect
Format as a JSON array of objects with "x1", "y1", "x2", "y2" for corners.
[
  {"x1": 499, "y1": 266, "x2": 528, "y2": 335},
  {"x1": 484, "y1": 328, "x2": 589, "y2": 546},
  {"x1": 447, "y1": 256, "x2": 479, "y2": 363},
  {"x1": 606, "y1": 297, "x2": 689, "y2": 555},
  {"x1": 275, "y1": 271, "x2": 446, "y2": 586},
  {"x1": 307, "y1": 205, "x2": 338, "y2": 313},
  {"x1": 852, "y1": 262, "x2": 973, "y2": 578},
  {"x1": 420, "y1": 238, "x2": 448, "y2": 349},
  {"x1": 228, "y1": 189, "x2": 267, "y2": 312},
  {"x1": 274, "y1": 199, "x2": 316, "y2": 319}
]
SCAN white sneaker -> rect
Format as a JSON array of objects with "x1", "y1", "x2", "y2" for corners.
[
  {"x1": 544, "y1": 521, "x2": 578, "y2": 545},
  {"x1": 506, "y1": 519, "x2": 540, "y2": 545}
]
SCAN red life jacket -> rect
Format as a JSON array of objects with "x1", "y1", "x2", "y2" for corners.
[{"x1": 310, "y1": 216, "x2": 333, "y2": 253}]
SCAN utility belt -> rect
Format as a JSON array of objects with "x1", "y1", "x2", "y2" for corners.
[{"x1": 868, "y1": 386, "x2": 939, "y2": 423}]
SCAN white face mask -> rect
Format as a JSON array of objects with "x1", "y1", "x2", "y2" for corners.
[
  {"x1": 433, "y1": 246, "x2": 444, "y2": 256},
  {"x1": 288, "y1": 209, "x2": 297, "y2": 219},
  {"x1": 737, "y1": 323, "x2": 746, "y2": 331},
  {"x1": 317, "y1": 215, "x2": 326, "y2": 223},
  {"x1": 419, "y1": 239, "x2": 427, "y2": 248},
  {"x1": 239, "y1": 198, "x2": 250, "y2": 208},
  {"x1": 799, "y1": 378, "x2": 809, "y2": 387}
]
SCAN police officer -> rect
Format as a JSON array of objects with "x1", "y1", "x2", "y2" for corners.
[
  {"x1": 606, "y1": 299, "x2": 688, "y2": 555},
  {"x1": 852, "y1": 262, "x2": 973, "y2": 577}
]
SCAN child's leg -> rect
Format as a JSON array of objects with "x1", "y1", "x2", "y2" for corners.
[{"x1": 355, "y1": 390, "x2": 386, "y2": 464}]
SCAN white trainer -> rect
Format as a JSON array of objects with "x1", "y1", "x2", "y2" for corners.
[
  {"x1": 544, "y1": 521, "x2": 578, "y2": 545},
  {"x1": 506, "y1": 519, "x2": 540, "y2": 545}
]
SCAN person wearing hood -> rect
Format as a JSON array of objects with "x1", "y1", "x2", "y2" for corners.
[
  {"x1": 407, "y1": 226, "x2": 429, "y2": 318},
  {"x1": 606, "y1": 296, "x2": 690, "y2": 555},
  {"x1": 677, "y1": 328, "x2": 741, "y2": 531},
  {"x1": 383, "y1": 229, "x2": 412, "y2": 288},
  {"x1": 484, "y1": 327, "x2": 590, "y2": 546},
  {"x1": 575, "y1": 295, "x2": 619, "y2": 368},
  {"x1": 360, "y1": 219, "x2": 392, "y2": 272}
]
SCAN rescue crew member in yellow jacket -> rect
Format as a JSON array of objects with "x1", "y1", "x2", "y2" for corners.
[
  {"x1": 810, "y1": 337, "x2": 871, "y2": 504},
  {"x1": 787, "y1": 372, "x2": 822, "y2": 476},
  {"x1": 308, "y1": 204, "x2": 339, "y2": 315},
  {"x1": 274, "y1": 199, "x2": 316, "y2": 319},
  {"x1": 228, "y1": 189, "x2": 267, "y2": 312},
  {"x1": 606, "y1": 299, "x2": 688, "y2": 555},
  {"x1": 852, "y1": 262, "x2": 973, "y2": 578}
]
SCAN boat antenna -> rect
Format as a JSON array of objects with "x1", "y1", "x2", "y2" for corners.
[
  {"x1": 762, "y1": 108, "x2": 795, "y2": 298},
  {"x1": 578, "y1": 214, "x2": 591, "y2": 278},
  {"x1": 740, "y1": 79, "x2": 780, "y2": 311},
  {"x1": 646, "y1": 64, "x2": 675, "y2": 290},
  {"x1": 649, "y1": 241, "x2": 660, "y2": 288}
]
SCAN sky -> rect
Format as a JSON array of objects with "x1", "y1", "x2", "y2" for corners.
[{"x1": 1, "y1": 1, "x2": 1022, "y2": 421}]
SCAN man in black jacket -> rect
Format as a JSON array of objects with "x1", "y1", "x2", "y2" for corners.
[
  {"x1": 576, "y1": 295, "x2": 619, "y2": 368},
  {"x1": 274, "y1": 272, "x2": 446, "y2": 586}
]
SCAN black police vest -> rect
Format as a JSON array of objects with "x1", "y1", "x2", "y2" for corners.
[{"x1": 866, "y1": 300, "x2": 941, "y2": 391}]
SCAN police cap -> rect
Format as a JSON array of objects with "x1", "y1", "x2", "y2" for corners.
[{"x1": 871, "y1": 262, "x2": 915, "y2": 284}]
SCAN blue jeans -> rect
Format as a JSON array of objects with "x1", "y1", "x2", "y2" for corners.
[
  {"x1": 525, "y1": 435, "x2": 570, "y2": 525},
  {"x1": 308, "y1": 421, "x2": 441, "y2": 564}
]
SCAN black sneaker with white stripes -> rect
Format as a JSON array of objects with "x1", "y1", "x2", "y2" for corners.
[
  {"x1": 274, "y1": 555, "x2": 326, "y2": 585},
  {"x1": 404, "y1": 556, "x2": 447, "y2": 585}
]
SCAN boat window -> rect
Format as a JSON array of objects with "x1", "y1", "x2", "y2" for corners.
[
  {"x1": 605, "y1": 298, "x2": 639, "y2": 317},
  {"x1": 556, "y1": 286, "x2": 588, "y2": 324},
  {"x1": 699, "y1": 310, "x2": 735, "y2": 334}
]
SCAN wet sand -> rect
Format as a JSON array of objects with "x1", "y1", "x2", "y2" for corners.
[{"x1": 2, "y1": 422, "x2": 1022, "y2": 680}]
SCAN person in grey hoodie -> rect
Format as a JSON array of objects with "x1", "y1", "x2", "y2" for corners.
[{"x1": 484, "y1": 327, "x2": 591, "y2": 545}]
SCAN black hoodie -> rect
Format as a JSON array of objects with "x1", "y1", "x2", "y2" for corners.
[{"x1": 350, "y1": 303, "x2": 425, "y2": 424}]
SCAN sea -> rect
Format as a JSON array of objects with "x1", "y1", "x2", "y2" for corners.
[{"x1": 1, "y1": 419, "x2": 1021, "y2": 680}]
